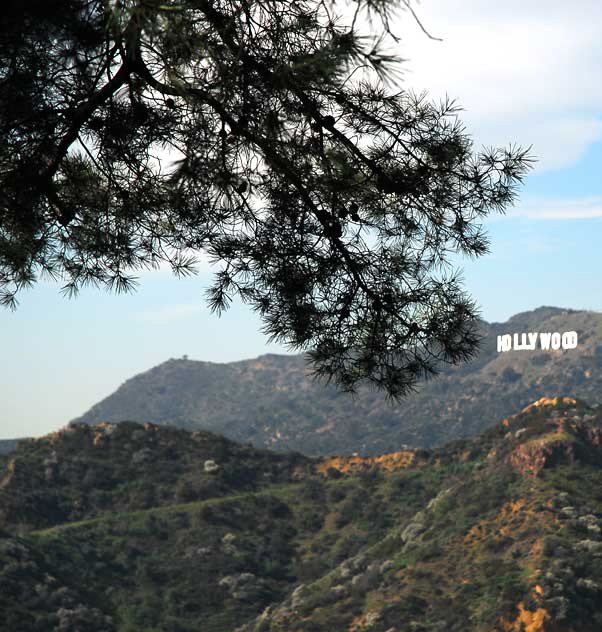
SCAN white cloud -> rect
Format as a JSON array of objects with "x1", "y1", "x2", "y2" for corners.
[
  {"x1": 501, "y1": 195, "x2": 602, "y2": 220},
  {"x1": 384, "y1": 0, "x2": 602, "y2": 173}
]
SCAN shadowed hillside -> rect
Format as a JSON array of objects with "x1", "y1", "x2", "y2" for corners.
[
  {"x1": 3, "y1": 398, "x2": 602, "y2": 630},
  {"x1": 71, "y1": 307, "x2": 602, "y2": 455}
]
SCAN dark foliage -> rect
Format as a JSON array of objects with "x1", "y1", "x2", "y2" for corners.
[{"x1": 0, "y1": 0, "x2": 532, "y2": 397}]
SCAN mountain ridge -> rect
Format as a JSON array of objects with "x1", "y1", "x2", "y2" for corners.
[{"x1": 70, "y1": 306, "x2": 602, "y2": 455}]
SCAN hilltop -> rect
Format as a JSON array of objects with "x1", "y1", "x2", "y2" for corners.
[
  {"x1": 71, "y1": 306, "x2": 602, "y2": 455},
  {"x1": 3, "y1": 397, "x2": 602, "y2": 630}
]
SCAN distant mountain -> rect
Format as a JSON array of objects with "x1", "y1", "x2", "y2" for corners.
[
  {"x1": 71, "y1": 306, "x2": 602, "y2": 455},
  {"x1": 4, "y1": 397, "x2": 602, "y2": 630}
]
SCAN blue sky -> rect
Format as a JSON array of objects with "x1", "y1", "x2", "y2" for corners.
[{"x1": 2, "y1": 0, "x2": 602, "y2": 439}]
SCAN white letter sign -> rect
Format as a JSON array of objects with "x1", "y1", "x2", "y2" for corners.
[
  {"x1": 497, "y1": 330, "x2": 578, "y2": 352},
  {"x1": 562, "y1": 331, "x2": 578, "y2": 349}
]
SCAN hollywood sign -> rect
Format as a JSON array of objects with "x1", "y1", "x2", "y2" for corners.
[{"x1": 497, "y1": 331, "x2": 578, "y2": 353}]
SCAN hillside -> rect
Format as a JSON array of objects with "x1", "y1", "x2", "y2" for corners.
[
  {"x1": 3, "y1": 398, "x2": 602, "y2": 631},
  {"x1": 71, "y1": 306, "x2": 602, "y2": 455}
]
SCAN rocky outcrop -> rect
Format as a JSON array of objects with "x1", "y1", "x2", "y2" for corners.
[
  {"x1": 507, "y1": 399, "x2": 602, "y2": 475},
  {"x1": 509, "y1": 435, "x2": 577, "y2": 476}
]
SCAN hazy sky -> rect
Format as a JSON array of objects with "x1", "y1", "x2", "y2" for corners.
[{"x1": 2, "y1": 1, "x2": 602, "y2": 439}]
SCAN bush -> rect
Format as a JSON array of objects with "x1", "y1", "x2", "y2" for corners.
[
  {"x1": 334, "y1": 501, "x2": 356, "y2": 529},
  {"x1": 326, "y1": 467, "x2": 342, "y2": 480},
  {"x1": 296, "y1": 557, "x2": 330, "y2": 582},
  {"x1": 298, "y1": 511, "x2": 324, "y2": 533},
  {"x1": 501, "y1": 367, "x2": 521, "y2": 383},
  {"x1": 327, "y1": 485, "x2": 347, "y2": 503},
  {"x1": 299, "y1": 478, "x2": 325, "y2": 502},
  {"x1": 530, "y1": 354, "x2": 551, "y2": 366},
  {"x1": 542, "y1": 535, "x2": 571, "y2": 558},
  {"x1": 174, "y1": 480, "x2": 196, "y2": 503}
]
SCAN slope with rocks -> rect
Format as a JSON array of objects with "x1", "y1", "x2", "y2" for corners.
[
  {"x1": 71, "y1": 306, "x2": 602, "y2": 455},
  {"x1": 0, "y1": 421, "x2": 309, "y2": 533},
  {"x1": 3, "y1": 398, "x2": 602, "y2": 630},
  {"x1": 238, "y1": 396, "x2": 602, "y2": 632}
]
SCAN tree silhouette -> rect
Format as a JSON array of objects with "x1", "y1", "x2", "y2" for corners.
[{"x1": 0, "y1": 0, "x2": 532, "y2": 398}]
